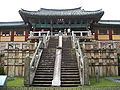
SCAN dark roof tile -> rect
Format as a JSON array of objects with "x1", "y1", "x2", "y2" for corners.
[
  {"x1": 0, "y1": 21, "x2": 25, "y2": 27},
  {"x1": 19, "y1": 7, "x2": 104, "y2": 16}
]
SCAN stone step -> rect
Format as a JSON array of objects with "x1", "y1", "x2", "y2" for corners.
[
  {"x1": 61, "y1": 72, "x2": 79, "y2": 75},
  {"x1": 35, "y1": 75, "x2": 53, "y2": 78},
  {"x1": 38, "y1": 66, "x2": 54, "y2": 68},
  {"x1": 34, "y1": 77, "x2": 53, "y2": 81},
  {"x1": 61, "y1": 66, "x2": 78, "y2": 68},
  {"x1": 61, "y1": 62, "x2": 77, "y2": 63},
  {"x1": 61, "y1": 84, "x2": 80, "y2": 87},
  {"x1": 40, "y1": 62, "x2": 54, "y2": 63},
  {"x1": 61, "y1": 78, "x2": 80, "y2": 81},
  {"x1": 35, "y1": 72, "x2": 53, "y2": 75},
  {"x1": 37, "y1": 68, "x2": 54, "y2": 70},
  {"x1": 62, "y1": 58, "x2": 76, "y2": 60},
  {"x1": 41, "y1": 56, "x2": 55, "y2": 58},
  {"x1": 41, "y1": 63, "x2": 54, "y2": 66},
  {"x1": 61, "y1": 75, "x2": 79, "y2": 78},
  {"x1": 37, "y1": 70, "x2": 53, "y2": 72},
  {"x1": 61, "y1": 64, "x2": 77, "y2": 66},
  {"x1": 33, "y1": 81, "x2": 52, "y2": 84},
  {"x1": 61, "y1": 68, "x2": 78, "y2": 70},
  {"x1": 61, "y1": 81, "x2": 80, "y2": 84},
  {"x1": 32, "y1": 83, "x2": 52, "y2": 87}
]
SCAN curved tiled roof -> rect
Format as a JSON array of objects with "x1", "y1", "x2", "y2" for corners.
[
  {"x1": 19, "y1": 7, "x2": 104, "y2": 24},
  {"x1": 19, "y1": 7, "x2": 104, "y2": 16}
]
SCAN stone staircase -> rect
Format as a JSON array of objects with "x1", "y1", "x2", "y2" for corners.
[
  {"x1": 61, "y1": 37, "x2": 80, "y2": 87},
  {"x1": 32, "y1": 37, "x2": 58, "y2": 86},
  {"x1": 31, "y1": 36, "x2": 80, "y2": 87}
]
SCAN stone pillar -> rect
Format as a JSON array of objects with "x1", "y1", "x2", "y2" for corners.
[
  {"x1": 84, "y1": 56, "x2": 89, "y2": 85},
  {"x1": 90, "y1": 45, "x2": 94, "y2": 49},
  {"x1": 20, "y1": 43, "x2": 23, "y2": 49},
  {"x1": 113, "y1": 42, "x2": 116, "y2": 49},
  {"x1": 24, "y1": 56, "x2": 30, "y2": 86},
  {"x1": 30, "y1": 31, "x2": 33, "y2": 36},
  {"x1": 43, "y1": 35, "x2": 47, "y2": 48},
  {"x1": 98, "y1": 41, "x2": 101, "y2": 49},
  {"x1": 5, "y1": 43, "x2": 9, "y2": 49},
  {"x1": 88, "y1": 31, "x2": 91, "y2": 36},
  {"x1": 80, "y1": 32, "x2": 83, "y2": 36},
  {"x1": 82, "y1": 42, "x2": 86, "y2": 49},
  {"x1": 39, "y1": 31, "x2": 41, "y2": 36}
]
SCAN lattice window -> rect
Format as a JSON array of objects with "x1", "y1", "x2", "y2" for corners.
[
  {"x1": 112, "y1": 29, "x2": 120, "y2": 35},
  {"x1": 2, "y1": 31, "x2": 10, "y2": 36},
  {"x1": 16, "y1": 31, "x2": 24, "y2": 36},
  {"x1": 99, "y1": 30, "x2": 108, "y2": 35}
]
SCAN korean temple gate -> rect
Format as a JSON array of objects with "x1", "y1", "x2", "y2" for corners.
[
  {"x1": 0, "y1": 7, "x2": 120, "y2": 87},
  {"x1": 18, "y1": 8, "x2": 103, "y2": 87}
]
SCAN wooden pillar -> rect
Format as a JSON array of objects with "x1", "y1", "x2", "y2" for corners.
[
  {"x1": 109, "y1": 30, "x2": 112, "y2": 40},
  {"x1": 95, "y1": 30, "x2": 98, "y2": 40},
  {"x1": 11, "y1": 31, "x2": 14, "y2": 42},
  {"x1": 25, "y1": 30, "x2": 29, "y2": 41},
  {"x1": 24, "y1": 56, "x2": 30, "y2": 86},
  {"x1": 50, "y1": 20, "x2": 53, "y2": 36},
  {"x1": 69, "y1": 19, "x2": 71, "y2": 29}
]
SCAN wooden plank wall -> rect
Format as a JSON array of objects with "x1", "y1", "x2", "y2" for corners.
[
  {"x1": 82, "y1": 42, "x2": 119, "y2": 77},
  {"x1": 3, "y1": 43, "x2": 35, "y2": 77}
]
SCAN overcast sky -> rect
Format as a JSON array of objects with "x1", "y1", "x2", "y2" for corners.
[{"x1": 0, "y1": 0, "x2": 120, "y2": 22}]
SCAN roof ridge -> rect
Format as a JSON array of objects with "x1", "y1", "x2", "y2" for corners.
[
  {"x1": 40, "y1": 7, "x2": 82, "y2": 11},
  {"x1": 82, "y1": 9, "x2": 103, "y2": 12}
]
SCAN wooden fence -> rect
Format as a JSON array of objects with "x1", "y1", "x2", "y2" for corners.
[{"x1": 0, "y1": 86, "x2": 120, "y2": 90}]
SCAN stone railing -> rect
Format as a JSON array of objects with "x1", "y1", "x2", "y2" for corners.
[
  {"x1": 42, "y1": 31, "x2": 50, "y2": 48},
  {"x1": 76, "y1": 40, "x2": 85, "y2": 85},
  {"x1": 30, "y1": 40, "x2": 43, "y2": 85},
  {"x1": 30, "y1": 31, "x2": 50, "y2": 37},
  {"x1": 72, "y1": 31, "x2": 92, "y2": 39},
  {"x1": 72, "y1": 32, "x2": 89, "y2": 85},
  {"x1": 29, "y1": 31, "x2": 50, "y2": 85}
]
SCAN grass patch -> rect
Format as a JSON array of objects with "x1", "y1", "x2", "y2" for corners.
[
  {"x1": 7, "y1": 77, "x2": 24, "y2": 86},
  {"x1": 89, "y1": 77, "x2": 120, "y2": 87}
]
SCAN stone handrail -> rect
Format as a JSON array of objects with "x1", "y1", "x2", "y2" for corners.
[
  {"x1": 30, "y1": 41, "x2": 42, "y2": 68},
  {"x1": 76, "y1": 40, "x2": 84, "y2": 85},
  {"x1": 30, "y1": 31, "x2": 50, "y2": 85},
  {"x1": 43, "y1": 31, "x2": 50, "y2": 48},
  {"x1": 72, "y1": 31, "x2": 85, "y2": 85},
  {"x1": 30, "y1": 40, "x2": 43, "y2": 84}
]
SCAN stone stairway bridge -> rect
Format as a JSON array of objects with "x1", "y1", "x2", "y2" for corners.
[{"x1": 25, "y1": 31, "x2": 89, "y2": 87}]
